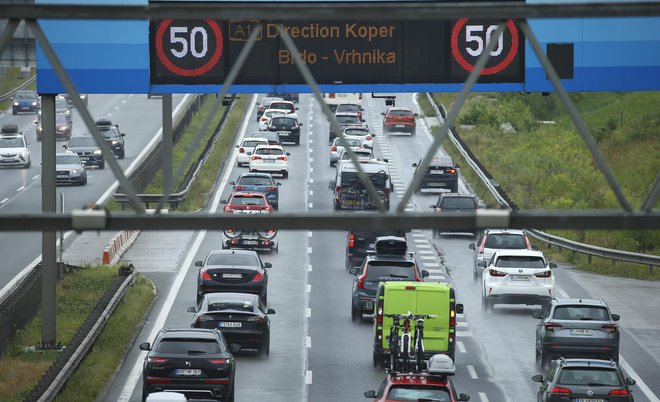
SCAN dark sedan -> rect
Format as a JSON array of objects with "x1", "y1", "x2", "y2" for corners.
[
  {"x1": 196, "y1": 249, "x2": 271, "y2": 305},
  {"x1": 267, "y1": 115, "x2": 302, "y2": 145},
  {"x1": 230, "y1": 172, "x2": 281, "y2": 210},
  {"x1": 188, "y1": 292, "x2": 275, "y2": 356}
]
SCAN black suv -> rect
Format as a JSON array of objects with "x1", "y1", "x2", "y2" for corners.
[
  {"x1": 532, "y1": 358, "x2": 635, "y2": 402},
  {"x1": 429, "y1": 193, "x2": 479, "y2": 236},
  {"x1": 534, "y1": 298, "x2": 621, "y2": 369},
  {"x1": 95, "y1": 118, "x2": 126, "y2": 159},
  {"x1": 140, "y1": 328, "x2": 239, "y2": 402},
  {"x1": 350, "y1": 236, "x2": 429, "y2": 322},
  {"x1": 64, "y1": 135, "x2": 104, "y2": 169},
  {"x1": 345, "y1": 228, "x2": 407, "y2": 271},
  {"x1": 267, "y1": 115, "x2": 302, "y2": 145},
  {"x1": 412, "y1": 155, "x2": 459, "y2": 193}
]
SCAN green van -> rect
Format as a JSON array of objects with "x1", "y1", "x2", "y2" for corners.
[{"x1": 372, "y1": 281, "x2": 463, "y2": 368}]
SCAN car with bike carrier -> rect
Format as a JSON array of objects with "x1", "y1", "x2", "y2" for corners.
[{"x1": 329, "y1": 159, "x2": 392, "y2": 210}]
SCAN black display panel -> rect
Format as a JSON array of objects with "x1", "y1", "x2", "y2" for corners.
[{"x1": 150, "y1": 19, "x2": 524, "y2": 85}]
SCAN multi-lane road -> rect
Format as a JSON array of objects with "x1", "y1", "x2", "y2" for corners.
[{"x1": 2, "y1": 93, "x2": 659, "y2": 402}]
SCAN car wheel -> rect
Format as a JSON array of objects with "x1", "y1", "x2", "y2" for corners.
[
  {"x1": 24, "y1": 159, "x2": 31, "y2": 169},
  {"x1": 295, "y1": 138, "x2": 300, "y2": 145},
  {"x1": 334, "y1": 200, "x2": 341, "y2": 210},
  {"x1": 119, "y1": 150, "x2": 125, "y2": 159},
  {"x1": 482, "y1": 295, "x2": 493, "y2": 312},
  {"x1": 282, "y1": 171, "x2": 288, "y2": 179},
  {"x1": 12, "y1": 109, "x2": 17, "y2": 115},
  {"x1": 451, "y1": 183, "x2": 459, "y2": 193},
  {"x1": 411, "y1": 128, "x2": 416, "y2": 136},
  {"x1": 141, "y1": 384, "x2": 149, "y2": 402},
  {"x1": 261, "y1": 291, "x2": 267, "y2": 306},
  {"x1": 260, "y1": 336, "x2": 270, "y2": 357},
  {"x1": 225, "y1": 386, "x2": 235, "y2": 402},
  {"x1": 351, "y1": 305, "x2": 360, "y2": 323},
  {"x1": 540, "y1": 350, "x2": 550, "y2": 370},
  {"x1": 472, "y1": 266, "x2": 480, "y2": 281},
  {"x1": 99, "y1": 162, "x2": 105, "y2": 169}
]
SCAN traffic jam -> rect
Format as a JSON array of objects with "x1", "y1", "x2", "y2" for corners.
[{"x1": 139, "y1": 92, "x2": 640, "y2": 402}]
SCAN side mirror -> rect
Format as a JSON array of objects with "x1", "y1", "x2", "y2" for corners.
[
  {"x1": 468, "y1": 243, "x2": 475, "y2": 250},
  {"x1": 267, "y1": 308, "x2": 276, "y2": 314},
  {"x1": 380, "y1": 112, "x2": 385, "y2": 116},
  {"x1": 229, "y1": 344, "x2": 241, "y2": 354},
  {"x1": 264, "y1": 262, "x2": 273, "y2": 269},
  {"x1": 349, "y1": 267, "x2": 359, "y2": 275},
  {"x1": 429, "y1": 204, "x2": 436, "y2": 209},
  {"x1": 612, "y1": 313, "x2": 620, "y2": 321},
  {"x1": 532, "y1": 311, "x2": 543, "y2": 319},
  {"x1": 220, "y1": 199, "x2": 227, "y2": 204},
  {"x1": 328, "y1": 180, "x2": 336, "y2": 190},
  {"x1": 626, "y1": 378, "x2": 636, "y2": 386},
  {"x1": 229, "y1": 181, "x2": 236, "y2": 185},
  {"x1": 286, "y1": 152, "x2": 291, "y2": 156},
  {"x1": 455, "y1": 303, "x2": 464, "y2": 315},
  {"x1": 121, "y1": 133, "x2": 126, "y2": 137},
  {"x1": 532, "y1": 244, "x2": 539, "y2": 251},
  {"x1": 187, "y1": 307, "x2": 196, "y2": 313},
  {"x1": 414, "y1": 113, "x2": 418, "y2": 116},
  {"x1": 364, "y1": 390, "x2": 376, "y2": 398},
  {"x1": 421, "y1": 270, "x2": 430, "y2": 278},
  {"x1": 235, "y1": 144, "x2": 239, "y2": 148},
  {"x1": 531, "y1": 375, "x2": 544, "y2": 383},
  {"x1": 383, "y1": 158, "x2": 388, "y2": 163},
  {"x1": 62, "y1": 145, "x2": 68, "y2": 149},
  {"x1": 477, "y1": 261, "x2": 487, "y2": 268},
  {"x1": 276, "y1": 182, "x2": 282, "y2": 186},
  {"x1": 139, "y1": 342, "x2": 151, "y2": 351},
  {"x1": 360, "y1": 119, "x2": 365, "y2": 122},
  {"x1": 33, "y1": 120, "x2": 38, "y2": 125},
  {"x1": 411, "y1": 162, "x2": 418, "y2": 168},
  {"x1": 458, "y1": 394, "x2": 470, "y2": 402},
  {"x1": 194, "y1": 260, "x2": 203, "y2": 267},
  {"x1": 549, "y1": 262, "x2": 558, "y2": 269},
  {"x1": 299, "y1": 123, "x2": 303, "y2": 127},
  {"x1": 295, "y1": 107, "x2": 299, "y2": 110}
]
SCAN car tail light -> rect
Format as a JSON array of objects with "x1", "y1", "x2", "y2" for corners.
[
  {"x1": 609, "y1": 389, "x2": 629, "y2": 396},
  {"x1": 234, "y1": 185, "x2": 245, "y2": 191},
  {"x1": 147, "y1": 357, "x2": 169, "y2": 364},
  {"x1": 357, "y1": 274, "x2": 365, "y2": 289},
  {"x1": 336, "y1": 186, "x2": 341, "y2": 194},
  {"x1": 196, "y1": 314, "x2": 213, "y2": 322},
  {"x1": 201, "y1": 270, "x2": 213, "y2": 281},
  {"x1": 479, "y1": 234, "x2": 487, "y2": 254},
  {"x1": 208, "y1": 359, "x2": 228, "y2": 365},
  {"x1": 534, "y1": 270, "x2": 552, "y2": 278},
  {"x1": 366, "y1": 135, "x2": 372, "y2": 140},
  {"x1": 544, "y1": 322, "x2": 562, "y2": 331},
  {"x1": 277, "y1": 156, "x2": 288, "y2": 161},
  {"x1": 259, "y1": 106, "x2": 266, "y2": 111},
  {"x1": 450, "y1": 301, "x2": 456, "y2": 327},
  {"x1": 446, "y1": 167, "x2": 456, "y2": 174},
  {"x1": 239, "y1": 147, "x2": 245, "y2": 153},
  {"x1": 525, "y1": 236, "x2": 532, "y2": 250},
  {"x1": 348, "y1": 232, "x2": 355, "y2": 248},
  {"x1": 489, "y1": 269, "x2": 507, "y2": 277},
  {"x1": 260, "y1": 117, "x2": 268, "y2": 122},
  {"x1": 601, "y1": 324, "x2": 619, "y2": 334},
  {"x1": 252, "y1": 272, "x2": 264, "y2": 281},
  {"x1": 550, "y1": 387, "x2": 571, "y2": 395},
  {"x1": 331, "y1": 146, "x2": 337, "y2": 152},
  {"x1": 358, "y1": 111, "x2": 362, "y2": 119},
  {"x1": 329, "y1": 93, "x2": 336, "y2": 99},
  {"x1": 251, "y1": 155, "x2": 261, "y2": 160},
  {"x1": 436, "y1": 208, "x2": 443, "y2": 213},
  {"x1": 266, "y1": 186, "x2": 277, "y2": 191}
]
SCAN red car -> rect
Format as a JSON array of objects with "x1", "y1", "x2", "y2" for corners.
[
  {"x1": 364, "y1": 355, "x2": 470, "y2": 402},
  {"x1": 382, "y1": 107, "x2": 417, "y2": 135},
  {"x1": 223, "y1": 191, "x2": 273, "y2": 213},
  {"x1": 221, "y1": 192, "x2": 277, "y2": 251}
]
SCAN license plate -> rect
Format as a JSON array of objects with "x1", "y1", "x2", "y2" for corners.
[
  {"x1": 80, "y1": 157, "x2": 89, "y2": 161},
  {"x1": 571, "y1": 329, "x2": 594, "y2": 336},
  {"x1": 430, "y1": 170, "x2": 444, "y2": 174},
  {"x1": 576, "y1": 399, "x2": 604, "y2": 402},
  {"x1": 242, "y1": 234, "x2": 258, "y2": 240},
  {"x1": 396, "y1": 124, "x2": 406, "y2": 128},
  {"x1": 219, "y1": 322, "x2": 242, "y2": 328},
  {"x1": 511, "y1": 275, "x2": 529, "y2": 281},
  {"x1": 265, "y1": 158, "x2": 275, "y2": 162},
  {"x1": 175, "y1": 368, "x2": 201, "y2": 376},
  {"x1": 222, "y1": 273, "x2": 243, "y2": 279},
  {"x1": 57, "y1": 174, "x2": 67, "y2": 178},
  {"x1": 242, "y1": 240, "x2": 258, "y2": 245}
]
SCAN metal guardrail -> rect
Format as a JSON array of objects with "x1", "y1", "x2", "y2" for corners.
[
  {"x1": 424, "y1": 92, "x2": 659, "y2": 269},
  {"x1": 0, "y1": 74, "x2": 36, "y2": 102}
]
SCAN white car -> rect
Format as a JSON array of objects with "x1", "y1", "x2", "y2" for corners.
[
  {"x1": 329, "y1": 136, "x2": 363, "y2": 167},
  {"x1": 481, "y1": 249, "x2": 557, "y2": 311},
  {"x1": 258, "y1": 108, "x2": 289, "y2": 131},
  {"x1": 236, "y1": 137, "x2": 269, "y2": 167},
  {"x1": 336, "y1": 147, "x2": 375, "y2": 166},
  {"x1": 249, "y1": 144, "x2": 290, "y2": 178},
  {"x1": 0, "y1": 126, "x2": 31, "y2": 168},
  {"x1": 342, "y1": 125, "x2": 374, "y2": 149}
]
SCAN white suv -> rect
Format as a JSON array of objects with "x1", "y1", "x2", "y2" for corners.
[
  {"x1": 481, "y1": 249, "x2": 557, "y2": 311},
  {"x1": 469, "y1": 229, "x2": 537, "y2": 278},
  {"x1": 236, "y1": 137, "x2": 269, "y2": 167},
  {"x1": 0, "y1": 125, "x2": 31, "y2": 168},
  {"x1": 249, "y1": 144, "x2": 290, "y2": 178}
]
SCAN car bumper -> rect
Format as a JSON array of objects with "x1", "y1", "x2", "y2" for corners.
[
  {"x1": 353, "y1": 294, "x2": 376, "y2": 312},
  {"x1": 542, "y1": 343, "x2": 619, "y2": 360},
  {"x1": 419, "y1": 177, "x2": 457, "y2": 189},
  {"x1": 484, "y1": 286, "x2": 554, "y2": 305},
  {"x1": 144, "y1": 379, "x2": 231, "y2": 401},
  {"x1": 56, "y1": 175, "x2": 85, "y2": 185},
  {"x1": 248, "y1": 162, "x2": 288, "y2": 173},
  {"x1": 237, "y1": 154, "x2": 251, "y2": 164},
  {"x1": 224, "y1": 238, "x2": 275, "y2": 251},
  {"x1": 78, "y1": 155, "x2": 104, "y2": 167},
  {"x1": 384, "y1": 123, "x2": 415, "y2": 131},
  {"x1": 199, "y1": 282, "x2": 265, "y2": 298},
  {"x1": 0, "y1": 157, "x2": 29, "y2": 166}
]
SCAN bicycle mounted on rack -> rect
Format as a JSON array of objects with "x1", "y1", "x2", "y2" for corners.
[
  {"x1": 384, "y1": 312, "x2": 438, "y2": 372},
  {"x1": 329, "y1": 159, "x2": 392, "y2": 210}
]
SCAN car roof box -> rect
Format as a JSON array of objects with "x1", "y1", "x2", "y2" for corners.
[
  {"x1": 1, "y1": 124, "x2": 19, "y2": 134},
  {"x1": 95, "y1": 118, "x2": 112, "y2": 126},
  {"x1": 375, "y1": 236, "x2": 407, "y2": 255},
  {"x1": 427, "y1": 354, "x2": 456, "y2": 375}
]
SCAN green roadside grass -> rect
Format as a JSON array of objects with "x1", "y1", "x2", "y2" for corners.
[
  {"x1": 0, "y1": 67, "x2": 37, "y2": 111},
  {"x1": 0, "y1": 267, "x2": 155, "y2": 402}
]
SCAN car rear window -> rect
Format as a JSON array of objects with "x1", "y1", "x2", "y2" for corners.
[
  {"x1": 208, "y1": 301, "x2": 256, "y2": 312},
  {"x1": 238, "y1": 176, "x2": 272, "y2": 186},
  {"x1": 230, "y1": 195, "x2": 266, "y2": 206},
  {"x1": 270, "y1": 102, "x2": 294, "y2": 112},
  {"x1": 341, "y1": 172, "x2": 387, "y2": 188},
  {"x1": 344, "y1": 128, "x2": 369, "y2": 136},
  {"x1": 365, "y1": 262, "x2": 416, "y2": 281},
  {"x1": 387, "y1": 386, "x2": 450, "y2": 400},
  {"x1": 484, "y1": 234, "x2": 527, "y2": 249},
  {"x1": 336, "y1": 115, "x2": 360, "y2": 124},
  {"x1": 271, "y1": 117, "x2": 297, "y2": 127},
  {"x1": 557, "y1": 368, "x2": 622, "y2": 386},
  {"x1": 207, "y1": 253, "x2": 259, "y2": 266},
  {"x1": 255, "y1": 148, "x2": 284, "y2": 156},
  {"x1": 494, "y1": 256, "x2": 545, "y2": 268},
  {"x1": 439, "y1": 197, "x2": 477, "y2": 209},
  {"x1": 388, "y1": 109, "x2": 413, "y2": 116},
  {"x1": 156, "y1": 339, "x2": 223, "y2": 354},
  {"x1": 337, "y1": 104, "x2": 360, "y2": 113},
  {"x1": 243, "y1": 140, "x2": 267, "y2": 148},
  {"x1": 552, "y1": 305, "x2": 610, "y2": 321}
]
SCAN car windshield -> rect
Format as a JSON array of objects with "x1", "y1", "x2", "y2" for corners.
[
  {"x1": 439, "y1": 197, "x2": 477, "y2": 209},
  {"x1": 552, "y1": 305, "x2": 611, "y2": 321},
  {"x1": 336, "y1": 115, "x2": 360, "y2": 124},
  {"x1": 238, "y1": 176, "x2": 272, "y2": 186},
  {"x1": 16, "y1": 91, "x2": 37, "y2": 100},
  {"x1": 270, "y1": 102, "x2": 294, "y2": 112},
  {"x1": 230, "y1": 195, "x2": 266, "y2": 206},
  {"x1": 0, "y1": 137, "x2": 25, "y2": 148},
  {"x1": 271, "y1": 117, "x2": 297, "y2": 127},
  {"x1": 207, "y1": 253, "x2": 259, "y2": 266},
  {"x1": 484, "y1": 234, "x2": 527, "y2": 249},
  {"x1": 56, "y1": 155, "x2": 80, "y2": 165},
  {"x1": 386, "y1": 386, "x2": 451, "y2": 401},
  {"x1": 494, "y1": 256, "x2": 546, "y2": 268},
  {"x1": 68, "y1": 137, "x2": 97, "y2": 147},
  {"x1": 155, "y1": 339, "x2": 223, "y2": 354},
  {"x1": 334, "y1": 138, "x2": 362, "y2": 148},
  {"x1": 344, "y1": 128, "x2": 369, "y2": 136},
  {"x1": 208, "y1": 301, "x2": 256, "y2": 312},
  {"x1": 99, "y1": 127, "x2": 120, "y2": 139},
  {"x1": 388, "y1": 109, "x2": 413, "y2": 116},
  {"x1": 341, "y1": 171, "x2": 387, "y2": 188},
  {"x1": 337, "y1": 104, "x2": 360, "y2": 112},
  {"x1": 243, "y1": 140, "x2": 267, "y2": 148},
  {"x1": 255, "y1": 148, "x2": 283, "y2": 156},
  {"x1": 55, "y1": 98, "x2": 69, "y2": 110},
  {"x1": 558, "y1": 368, "x2": 622, "y2": 386},
  {"x1": 365, "y1": 262, "x2": 416, "y2": 281}
]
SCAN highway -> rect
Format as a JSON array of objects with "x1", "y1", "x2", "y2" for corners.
[{"x1": 2, "y1": 93, "x2": 659, "y2": 402}]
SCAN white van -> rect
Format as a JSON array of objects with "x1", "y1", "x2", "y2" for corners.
[
  {"x1": 329, "y1": 159, "x2": 392, "y2": 210},
  {"x1": 323, "y1": 93, "x2": 362, "y2": 111}
]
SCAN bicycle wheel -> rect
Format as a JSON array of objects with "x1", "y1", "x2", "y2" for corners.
[
  {"x1": 402, "y1": 335, "x2": 410, "y2": 371},
  {"x1": 415, "y1": 331, "x2": 425, "y2": 371},
  {"x1": 388, "y1": 330, "x2": 398, "y2": 372}
]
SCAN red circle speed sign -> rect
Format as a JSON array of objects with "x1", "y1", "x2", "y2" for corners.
[
  {"x1": 451, "y1": 19, "x2": 519, "y2": 75},
  {"x1": 156, "y1": 19, "x2": 224, "y2": 77}
]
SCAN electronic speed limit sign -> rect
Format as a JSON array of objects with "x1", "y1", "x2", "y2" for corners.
[
  {"x1": 449, "y1": 19, "x2": 524, "y2": 83},
  {"x1": 151, "y1": 19, "x2": 226, "y2": 84}
]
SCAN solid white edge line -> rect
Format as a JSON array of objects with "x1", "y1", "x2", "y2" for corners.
[
  {"x1": 619, "y1": 357, "x2": 660, "y2": 402},
  {"x1": 118, "y1": 94, "x2": 257, "y2": 401}
]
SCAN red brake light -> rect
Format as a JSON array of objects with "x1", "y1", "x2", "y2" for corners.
[
  {"x1": 277, "y1": 156, "x2": 288, "y2": 161},
  {"x1": 447, "y1": 168, "x2": 456, "y2": 174},
  {"x1": 544, "y1": 322, "x2": 562, "y2": 332},
  {"x1": 201, "y1": 270, "x2": 212, "y2": 281},
  {"x1": 550, "y1": 387, "x2": 571, "y2": 395},
  {"x1": 234, "y1": 185, "x2": 245, "y2": 191},
  {"x1": 252, "y1": 272, "x2": 264, "y2": 281},
  {"x1": 357, "y1": 274, "x2": 365, "y2": 289},
  {"x1": 348, "y1": 232, "x2": 355, "y2": 248},
  {"x1": 331, "y1": 146, "x2": 337, "y2": 152},
  {"x1": 265, "y1": 186, "x2": 277, "y2": 191},
  {"x1": 450, "y1": 302, "x2": 456, "y2": 326},
  {"x1": 489, "y1": 269, "x2": 507, "y2": 277},
  {"x1": 261, "y1": 117, "x2": 268, "y2": 121},
  {"x1": 601, "y1": 324, "x2": 619, "y2": 334},
  {"x1": 609, "y1": 389, "x2": 629, "y2": 396},
  {"x1": 479, "y1": 234, "x2": 487, "y2": 254},
  {"x1": 366, "y1": 135, "x2": 372, "y2": 140},
  {"x1": 251, "y1": 155, "x2": 261, "y2": 160},
  {"x1": 147, "y1": 357, "x2": 168, "y2": 363},
  {"x1": 239, "y1": 147, "x2": 245, "y2": 153},
  {"x1": 534, "y1": 270, "x2": 552, "y2": 278},
  {"x1": 336, "y1": 186, "x2": 341, "y2": 194},
  {"x1": 208, "y1": 359, "x2": 228, "y2": 365}
]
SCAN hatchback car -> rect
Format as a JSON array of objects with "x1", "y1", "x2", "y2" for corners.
[
  {"x1": 330, "y1": 137, "x2": 363, "y2": 167},
  {"x1": 345, "y1": 228, "x2": 407, "y2": 271},
  {"x1": 350, "y1": 236, "x2": 428, "y2": 322},
  {"x1": 195, "y1": 249, "x2": 271, "y2": 305},
  {"x1": 382, "y1": 107, "x2": 417, "y2": 135},
  {"x1": 188, "y1": 292, "x2": 275, "y2": 356},
  {"x1": 329, "y1": 112, "x2": 365, "y2": 142},
  {"x1": 534, "y1": 298, "x2": 621, "y2": 368},
  {"x1": 139, "y1": 328, "x2": 238, "y2": 402},
  {"x1": 55, "y1": 153, "x2": 87, "y2": 185},
  {"x1": 0, "y1": 125, "x2": 31, "y2": 168},
  {"x1": 469, "y1": 229, "x2": 537, "y2": 277},
  {"x1": 429, "y1": 193, "x2": 479, "y2": 236},
  {"x1": 532, "y1": 358, "x2": 635, "y2": 402},
  {"x1": 481, "y1": 249, "x2": 557, "y2": 311},
  {"x1": 268, "y1": 100, "x2": 298, "y2": 115},
  {"x1": 249, "y1": 145, "x2": 290, "y2": 178},
  {"x1": 230, "y1": 173, "x2": 281, "y2": 210},
  {"x1": 342, "y1": 125, "x2": 374, "y2": 149},
  {"x1": 235, "y1": 137, "x2": 269, "y2": 167},
  {"x1": 95, "y1": 118, "x2": 126, "y2": 159},
  {"x1": 222, "y1": 191, "x2": 273, "y2": 213},
  {"x1": 336, "y1": 103, "x2": 364, "y2": 119},
  {"x1": 258, "y1": 108, "x2": 288, "y2": 131},
  {"x1": 12, "y1": 90, "x2": 40, "y2": 114},
  {"x1": 246, "y1": 131, "x2": 281, "y2": 146},
  {"x1": 64, "y1": 135, "x2": 104, "y2": 169},
  {"x1": 412, "y1": 155, "x2": 459, "y2": 193},
  {"x1": 267, "y1": 115, "x2": 302, "y2": 145},
  {"x1": 256, "y1": 96, "x2": 283, "y2": 120}
]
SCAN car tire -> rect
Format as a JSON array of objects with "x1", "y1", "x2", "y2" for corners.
[
  {"x1": 283, "y1": 171, "x2": 289, "y2": 178},
  {"x1": 12, "y1": 109, "x2": 17, "y2": 115},
  {"x1": 99, "y1": 162, "x2": 105, "y2": 169},
  {"x1": 351, "y1": 305, "x2": 361, "y2": 323},
  {"x1": 334, "y1": 200, "x2": 341, "y2": 210},
  {"x1": 451, "y1": 183, "x2": 459, "y2": 193},
  {"x1": 225, "y1": 386, "x2": 235, "y2": 402},
  {"x1": 141, "y1": 384, "x2": 149, "y2": 402},
  {"x1": 295, "y1": 138, "x2": 300, "y2": 145},
  {"x1": 472, "y1": 266, "x2": 480, "y2": 281},
  {"x1": 261, "y1": 336, "x2": 270, "y2": 357},
  {"x1": 24, "y1": 160, "x2": 31, "y2": 169},
  {"x1": 482, "y1": 296, "x2": 494, "y2": 312},
  {"x1": 119, "y1": 150, "x2": 125, "y2": 159},
  {"x1": 261, "y1": 291, "x2": 267, "y2": 306},
  {"x1": 411, "y1": 128, "x2": 416, "y2": 136}
]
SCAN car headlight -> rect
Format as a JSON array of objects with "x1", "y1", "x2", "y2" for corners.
[
  {"x1": 111, "y1": 140, "x2": 119, "y2": 145},
  {"x1": 13, "y1": 102, "x2": 19, "y2": 106},
  {"x1": 32, "y1": 101, "x2": 38, "y2": 106},
  {"x1": 57, "y1": 126, "x2": 66, "y2": 132},
  {"x1": 93, "y1": 150, "x2": 102, "y2": 155},
  {"x1": 20, "y1": 150, "x2": 28, "y2": 158},
  {"x1": 71, "y1": 169, "x2": 81, "y2": 175}
]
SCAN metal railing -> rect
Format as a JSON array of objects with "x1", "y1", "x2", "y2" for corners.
[
  {"x1": 0, "y1": 73, "x2": 36, "y2": 102},
  {"x1": 425, "y1": 92, "x2": 660, "y2": 270}
]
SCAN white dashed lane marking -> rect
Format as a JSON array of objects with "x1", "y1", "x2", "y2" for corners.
[
  {"x1": 467, "y1": 365, "x2": 478, "y2": 379},
  {"x1": 423, "y1": 262, "x2": 440, "y2": 267},
  {"x1": 457, "y1": 341, "x2": 466, "y2": 354}
]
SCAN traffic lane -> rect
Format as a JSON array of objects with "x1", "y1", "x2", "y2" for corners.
[{"x1": 0, "y1": 112, "x2": 41, "y2": 203}]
